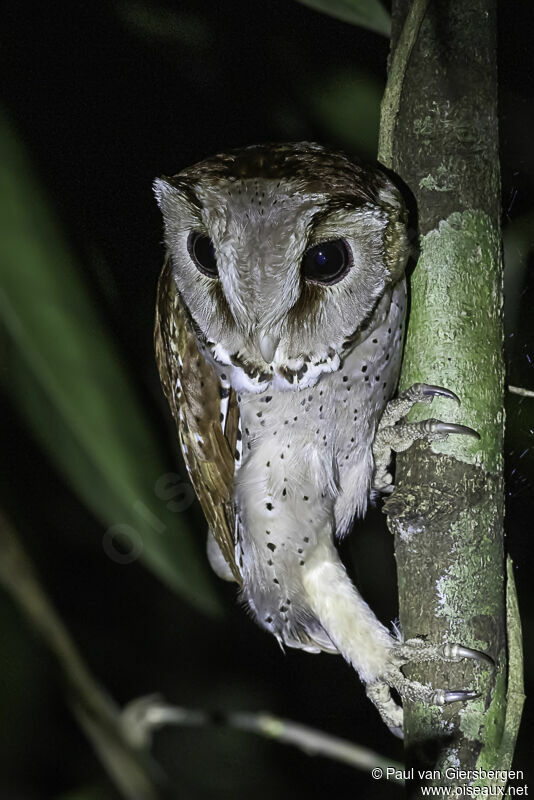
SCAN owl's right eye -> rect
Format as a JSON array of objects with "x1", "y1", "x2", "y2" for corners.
[
  {"x1": 188, "y1": 232, "x2": 218, "y2": 277},
  {"x1": 301, "y1": 239, "x2": 352, "y2": 285}
]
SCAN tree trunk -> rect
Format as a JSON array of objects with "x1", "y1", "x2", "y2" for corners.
[{"x1": 378, "y1": 0, "x2": 522, "y2": 792}]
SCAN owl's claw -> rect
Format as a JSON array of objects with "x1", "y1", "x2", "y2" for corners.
[
  {"x1": 441, "y1": 642, "x2": 494, "y2": 666},
  {"x1": 440, "y1": 689, "x2": 480, "y2": 704},
  {"x1": 415, "y1": 383, "x2": 460, "y2": 404},
  {"x1": 426, "y1": 420, "x2": 480, "y2": 439},
  {"x1": 372, "y1": 382, "x2": 480, "y2": 493},
  {"x1": 392, "y1": 638, "x2": 493, "y2": 670},
  {"x1": 368, "y1": 637, "x2": 492, "y2": 736}
]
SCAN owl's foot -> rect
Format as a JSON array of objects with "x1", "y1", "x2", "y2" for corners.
[
  {"x1": 367, "y1": 638, "x2": 492, "y2": 737},
  {"x1": 372, "y1": 383, "x2": 480, "y2": 493}
]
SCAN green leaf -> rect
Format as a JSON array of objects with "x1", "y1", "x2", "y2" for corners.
[
  {"x1": 56, "y1": 789, "x2": 114, "y2": 800},
  {"x1": 303, "y1": 70, "x2": 383, "y2": 157},
  {"x1": 294, "y1": 0, "x2": 390, "y2": 37},
  {"x1": 503, "y1": 211, "x2": 534, "y2": 335},
  {"x1": 0, "y1": 109, "x2": 220, "y2": 615},
  {"x1": 117, "y1": 1, "x2": 213, "y2": 49}
]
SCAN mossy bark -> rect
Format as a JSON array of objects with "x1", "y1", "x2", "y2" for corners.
[{"x1": 378, "y1": 0, "x2": 521, "y2": 791}]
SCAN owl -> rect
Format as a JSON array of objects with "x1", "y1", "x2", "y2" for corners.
[{"x1": 154, "y1": 142, "x2": 487, "y2": 735}]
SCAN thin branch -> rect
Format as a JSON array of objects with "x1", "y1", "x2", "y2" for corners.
[
  {"x1": 378, "y1": 0, "x2": 430, "y2": 168},
  {"x1": 232, "y1": 711, "x2": 403, "y2": 782},
  {"x1": 0, "y1": 509, "x2": 167, "y2": 800},
  {"x1": 121, "y1": 696, "x2": 405, "y2": 784},
  {"x1": 508, "y1": 385, "x2": 534, "y2": 399}
]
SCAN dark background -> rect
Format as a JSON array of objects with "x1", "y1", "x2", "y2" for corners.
[{"x1": 1, "y1": 1, "x2": 533, "y2": 798}]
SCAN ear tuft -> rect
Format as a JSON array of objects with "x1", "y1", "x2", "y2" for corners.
[{"x1": 153, "y1": 177, "x2": 176, "y2": 210}]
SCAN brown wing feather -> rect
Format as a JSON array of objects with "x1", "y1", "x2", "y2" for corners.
[{"x1": 154, "y1": 259, "x2": 242, "y2": 584}]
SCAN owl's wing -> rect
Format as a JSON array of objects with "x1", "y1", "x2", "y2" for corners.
[{"x1": 155, "y1": 259, "x2": 242, "y2": 584}]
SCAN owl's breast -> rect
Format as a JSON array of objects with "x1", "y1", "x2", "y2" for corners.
[
  {"x1": 236, "y1": 278, "x2": 406, "y2": 454},
  {"x1": 234, "y1": 279, "x2": 405, "y2": 537}
]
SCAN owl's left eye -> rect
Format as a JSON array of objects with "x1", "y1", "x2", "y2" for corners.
[
  {"x1": 188, "y1": 232, "x2": 218, "y2": 277},
  {"x1": 301, "y1": 239, "x2": 352, "y2": 285}
]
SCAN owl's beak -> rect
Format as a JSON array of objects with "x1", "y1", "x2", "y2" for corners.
[{"x1": 259, "y1": 332, "x2": 280, "y2": 364}]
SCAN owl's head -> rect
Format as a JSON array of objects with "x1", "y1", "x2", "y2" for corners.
[{"x1": 155, "y1": 142, "x2": 409, "y2": 392}]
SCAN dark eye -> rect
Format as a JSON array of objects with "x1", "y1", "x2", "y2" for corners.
[
  {"x1": 301, "y1": 239, "x2": 351, "y2": 285},
  {"x1": 188, "y1": 232, "x2": 218, "y2": 277}
]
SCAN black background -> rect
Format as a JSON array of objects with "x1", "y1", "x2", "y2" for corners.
[{"x1": 1, "y1": 1, "x2": 533, "y2": 798}]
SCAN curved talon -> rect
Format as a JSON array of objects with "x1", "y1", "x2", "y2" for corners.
[
  {"x1": 373, "y1": 382, "x2": 481, "y2": 498},
  {"x1": 418, "y1": 384, "x2": 461, "y2": 404},
  {"x1": 443, "y1": 643, "x2": 494, "y2": 667},
  {"x1": 428, "y1": 421, "x2": 480, "y2": 439},
  {"x1": 440, "y1": 689, "x2": 480, "y2": 704}
]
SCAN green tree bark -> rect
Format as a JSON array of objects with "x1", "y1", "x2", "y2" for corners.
[{"x1": 378, "y1": 0, "x2": 523, "y2": 792}]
